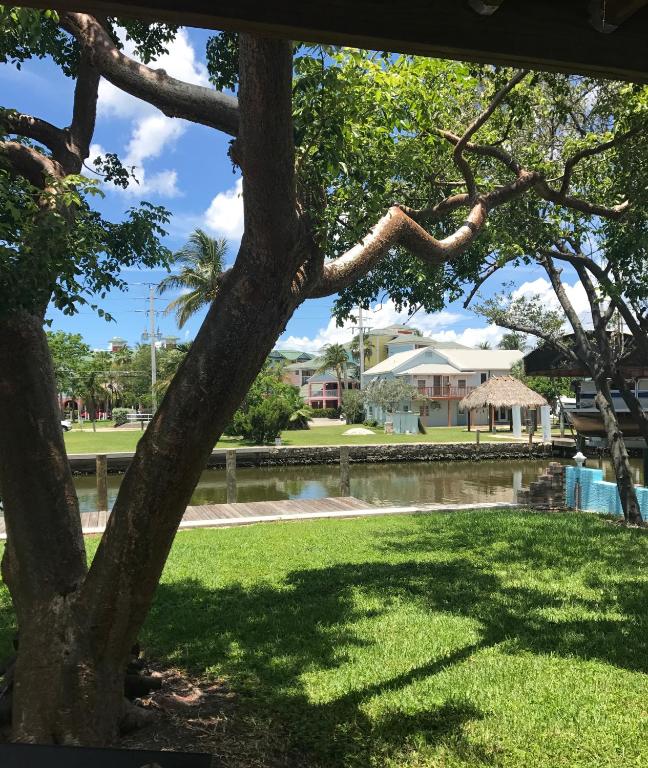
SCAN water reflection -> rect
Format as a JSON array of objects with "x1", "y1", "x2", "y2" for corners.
[{"x1": 73, "y1": 457, "x2": 645, "y2": 514}]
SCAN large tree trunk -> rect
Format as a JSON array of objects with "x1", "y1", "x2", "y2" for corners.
[
  {"x1": 594, "y1": 377, "x2": 643, "y2": 525},
  {"x1": 0, "y1": 313, "x2": 114, "y2": 742},
  {"x1": 1, "y1": 35, "x2": 304, "y2": 745}
]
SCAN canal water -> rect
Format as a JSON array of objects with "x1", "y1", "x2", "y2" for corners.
[{"x1": 72, "y1": 457, "x2": 645, "y2": 514}]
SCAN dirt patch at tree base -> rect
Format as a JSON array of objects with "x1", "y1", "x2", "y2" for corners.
[{"x1": 120, "y1": 664, "x2": 302, "y2": 768}]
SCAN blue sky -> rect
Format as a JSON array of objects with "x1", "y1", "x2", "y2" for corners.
[{"x1": 1, "y1": 26, "x2": 588, "y2": 352}]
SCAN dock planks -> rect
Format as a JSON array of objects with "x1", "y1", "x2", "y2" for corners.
[
  {"x1": 0, "y1": 497, "x2": 374, "y2": 539},
  {"x1": 0, "y1": 497, "x2": 522, "y2": 540}
]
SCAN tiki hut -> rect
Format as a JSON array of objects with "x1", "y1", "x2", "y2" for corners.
[{"x1": 460, "y1": 375, "x2": 548, "y2": 432}]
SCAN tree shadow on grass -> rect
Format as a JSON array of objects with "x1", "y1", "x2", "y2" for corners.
[
  {"x1": 145, "y1": 521, "x2": 648, "y2": 765},
  {"x1": 145, "y1": 561, "x2": 495, "y2": 767}
]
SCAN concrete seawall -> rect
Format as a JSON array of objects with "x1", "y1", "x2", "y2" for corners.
[{"x1": 68, "y1": 441, "x2": 552, "y2": 474}]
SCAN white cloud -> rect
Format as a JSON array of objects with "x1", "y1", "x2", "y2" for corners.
[
  {"x1": 433, "y1": 324, "x2": 504, "y2": 348},
  {"x1": 204, "y1": 178, "x2": 244, "y2": 238},
  {"x1": 512, "y1": 277, "x2": 592, "y2": 327},
  {"x1": 97, "y1": 28, "x2": 208, "y2": 198},
  {"x1": 279, "y1": 300, "x2": 466, "y2": 354}
]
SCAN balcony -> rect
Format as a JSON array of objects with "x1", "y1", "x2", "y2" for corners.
[{"x1": 416, "y1": 386, "x2": 475, "y2": 399}]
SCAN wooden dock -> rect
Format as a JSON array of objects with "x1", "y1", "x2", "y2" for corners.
[{"x1": 0, "y1": 497, "x2": 373, "y2": 538}]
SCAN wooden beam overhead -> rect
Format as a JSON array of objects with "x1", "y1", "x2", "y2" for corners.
[
  {"x1": 14, "y1": 0, "x2": 648, "y2": 83},
  {"x1": 590, "y1": 0, "x2": 648, "y2": 31}
]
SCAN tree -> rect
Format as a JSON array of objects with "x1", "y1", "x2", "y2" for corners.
[
  {"x1": 350, "y1": 333, "x2": 374, "y2": 367},
  {"x1": 158, "y1": 230, "x2": 229, "y2": 328},
  {"x1": 317, "y1": 343, "x2": 350, "y2": 402},
  {"x1": 46, "y1": 331, "x2": 90, "y2": 410},
  {"x1": 476, "y1": 265, "x2": 643, "y2": 525},
  {"x1": 364, "y1": 379, "x2": 419, "y2": 415},
  {"x1": 477, "y1": 341, "x2": 492, "y2": 349},
  {"x1": 510, "y1": 361, "x2": 572, "y2": 408},
  {"x1": 226, "y1": 367, "x2": 308, "y2": 442},
  {"x1": 341, "y1": 389, "x2": 366, "y2": 424},
  {"x1": 498, "y1": 332, "x2": 526, "y2": 351},
  {"x1": 1, "y1": 9, "x2": 645, "y2": 743}
]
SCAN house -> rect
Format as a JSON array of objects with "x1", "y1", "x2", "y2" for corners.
[
  {"x1": 363, "y1": 345, "x2": 524, "y2": 429},
  {"x1": 356, "y1": 325, "x2": 471, "y2": 369},
  {"x1": 305, "y1": 372, "x2": 360, "y2": 410},
  {"x1": 268, "y1": 348, "x2": 315, "y2": 365},
  {"x1": 282, "y1": 359, "x2": 318, "y2": 388}
]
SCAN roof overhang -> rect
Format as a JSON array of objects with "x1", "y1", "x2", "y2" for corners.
[{"x1": 17, "y1": 0, "x2": 648, "y2": 83}]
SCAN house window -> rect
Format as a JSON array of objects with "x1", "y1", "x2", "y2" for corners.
[
  {"x1": 480, "y1": 373, "x2": 487, "y2": 383},
  {"x1": 458, "y1": 379, "x2": 466, "y2": 389},
  {"x1": 417, "y1": 379, "x2": 426, "y2": 390},
  {"x1": 421, "y1": 405, "x2": 429, "y2": 416}
]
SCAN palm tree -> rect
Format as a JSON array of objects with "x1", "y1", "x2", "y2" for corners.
[
  {"x1": 317, "y1": 343, "x2": 350, "y2": 405},
  {"x1": 158, "y1": 229, "x2": 229, "y2": 328}
]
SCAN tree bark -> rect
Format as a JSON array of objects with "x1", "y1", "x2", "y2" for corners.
[
  {"x1": 595, "y1": 377, "x2": 643, "y2": 525},
  {"x1": 0, "y1": 313, "x2": 114, "y2": 742}
]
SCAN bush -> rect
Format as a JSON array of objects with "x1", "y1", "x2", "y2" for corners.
[
  {"x1": 230, "y1": 397, "x2": 293, "y2": 444},
  {"x1": 363, "y1": 419, "x2": 379, "y2": 428},
  {"x1": 311, "y1": 407, "x2": 340, "y2": 419},
  {"x1": 341, "y1": 390, "x2": 366, "y2": 424},
  {"x1": 112, "y1": 408, "x2": 131, "y2": 427}
]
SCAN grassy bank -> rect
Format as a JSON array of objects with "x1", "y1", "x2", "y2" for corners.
[
  {"x1": 2, "y1": 510, "x2": 646, "y2": 765},
  {"x1": 63, "y1": 424, "x2": 504, "y2": 454}
]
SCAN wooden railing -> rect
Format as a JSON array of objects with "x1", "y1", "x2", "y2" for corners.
[{"x1": 416, "y1": 386, "x2": 475, "y2": 398}]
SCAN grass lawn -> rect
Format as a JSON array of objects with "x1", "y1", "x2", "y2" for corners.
[
  {"x1": 63, "y1": 424, "x2": 504, "y2": 454},
  {"x1": 2, "y1": 510, "x2": 646, "y2": 765}
]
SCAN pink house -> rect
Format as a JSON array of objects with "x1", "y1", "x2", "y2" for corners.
[{"x1": 306, "y1": 372, "x2": 359, "y2": 410}]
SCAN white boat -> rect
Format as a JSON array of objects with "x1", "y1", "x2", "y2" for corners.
[{"x1": 563, "y1": 379, "x2": 648, "y2": 438}]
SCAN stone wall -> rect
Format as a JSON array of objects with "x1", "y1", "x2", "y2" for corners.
[
  {"x1": 70, "y1": 441, "x2": 551, "y2": 474},
  {"x1": 516, "y1": 462, "x2": 565, "y2": 510}
]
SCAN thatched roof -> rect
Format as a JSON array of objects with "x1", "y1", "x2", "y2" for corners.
[{"x1": 460, "y1": 376, "x2": 548, "y2": 410}]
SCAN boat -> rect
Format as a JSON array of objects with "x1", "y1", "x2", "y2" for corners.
[{"x1": 562, "y1": 380, "x2": 648, "y2": 438}]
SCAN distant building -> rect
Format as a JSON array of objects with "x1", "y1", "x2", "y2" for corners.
[
  {"x1": 304, "y1": 372, "x2": 360, "y2": 411},
  {"x1": 268, "y1": 348, "x2": 315, "y2": 364},
  {"x1": 108, "y1": 336, "x2": 128, "y2": 353},
  {"x1": 363, "y1": 345, "x2": 524, "y2": 429}
]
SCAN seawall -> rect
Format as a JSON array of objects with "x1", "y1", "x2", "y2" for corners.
[{"x1": 68, "y1": 441, "x2": 552, "y2": 474}]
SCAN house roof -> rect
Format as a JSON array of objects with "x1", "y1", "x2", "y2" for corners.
[
  {"x1": 403, "y1": 364, "x2": 473, "y2": 376},
  {"x1": 307, "y1": 372, "x2": 358, "y2": 383},
  {"x1": 460, "y1": 375, "x2": 548, "y2": 410},
  {"x1": 271, "y1": 349, "x2": 315, "y2": 361},
  {"x1": 363, "y1": 348, "x2": 426, "y2": 375},
  {"x1": 438, "y1": 348, "x2": 524, "y2": 371},
  {"x1": 284, "y1": 360, "x2": 317, "y2": 371},
  {"x1": 387, "y1": 335, "x2": 471, "y2": 350}
]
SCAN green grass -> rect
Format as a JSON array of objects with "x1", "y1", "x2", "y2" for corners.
[
  {"x1": 3, "y1": 510, "x2": 646, "y2": 765},
  {"x1": 63, "y1": 424, "x2": 504, "y2": 454}
]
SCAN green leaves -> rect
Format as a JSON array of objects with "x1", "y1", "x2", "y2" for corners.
[{"x1": 0, "y1": 169, "x2": 171, "y2": 318}]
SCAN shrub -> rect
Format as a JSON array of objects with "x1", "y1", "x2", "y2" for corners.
[
  {"x1": 311, "y1": 407, "x2": 340, "y2": 419},
  {"x1": 341, "y1": 390, "x2": 366, "y2": 424},
  {"x1": 363, "y1": 419, "x2": 379, "y2": 428},
  {"x1": 231, "y1": 397, "x2": 293, "y2": 444},
  {"x1": 112, "y1": 408, "x2": 131, "y2": 427}
]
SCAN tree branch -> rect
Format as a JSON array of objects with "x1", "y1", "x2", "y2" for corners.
[
  {"x1": 451, "y1": 69, "x2": 528, "y2": 200},
  {"x1": 0, "y1": 110, "x2": 68, "y2": 158},
  {"x1": 535, "y1": 178, "x2": 629, "y2": 218},
  {"x1": 0, "y1": 141, "x2": 63, "y2": 188},
  {"x1": 67, "y1": 53, "x2": 101, "y2": 171},
  {"x1": 60, "y1": 12, "x2": 239, "y2": 136},
  {"x1": 560, "y1": 128, "x2": 638, "y2": 196}
]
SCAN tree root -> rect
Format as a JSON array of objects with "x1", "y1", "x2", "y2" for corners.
[{"x1": 0, "y1": 642, "x2": 162, "y2": 732}]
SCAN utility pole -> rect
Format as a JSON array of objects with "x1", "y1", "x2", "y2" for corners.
[
  {"x1": 358, "y1": 305, "x2": 364, "y2": 389},
  {"x1": 149, "y1": 284, "x2": 158, "y2": 411}
]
